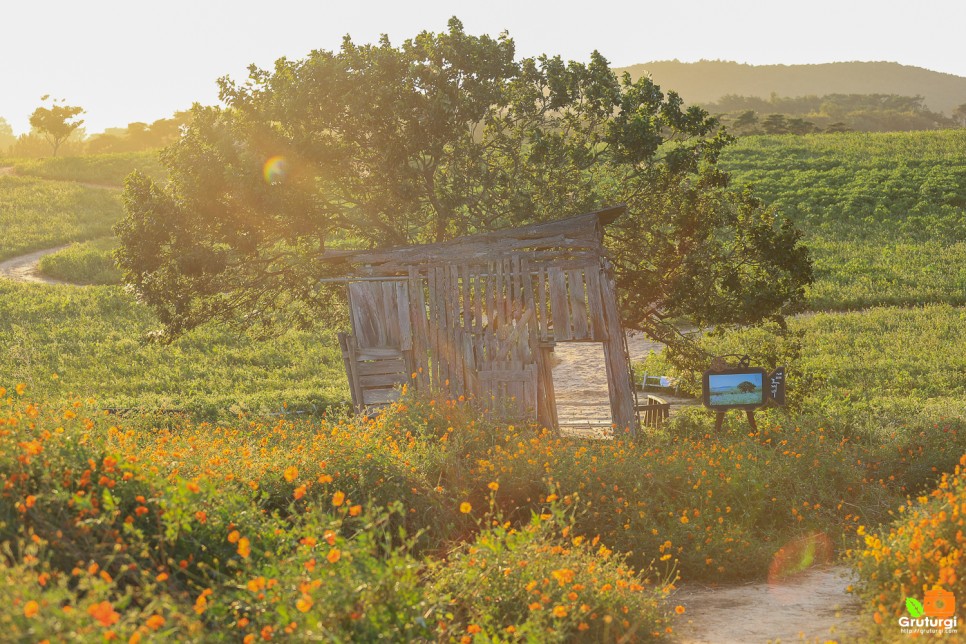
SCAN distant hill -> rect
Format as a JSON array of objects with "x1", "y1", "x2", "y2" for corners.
[{"x1": 615, "y1": 61, "x2": 966, "y2": 116}]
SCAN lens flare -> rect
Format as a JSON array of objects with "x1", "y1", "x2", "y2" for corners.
[
  {"x1": 263, "y1": 155, "x2": 288, "y2": 184},
  {"x1": 768, "y1": 532, "x2": 833, "y2": 584}
]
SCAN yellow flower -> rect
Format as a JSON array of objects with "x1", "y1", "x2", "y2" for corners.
[
  {"x1": 460, "y1": 502, "x2": 472, "y2": 514},
  {"x1": 552, "y1": 605, "x2": 568, "y2": 618},
  {"x1": 237, "y1": 537, "x2": 251, "y2": 558},
  {"x1": 488, "y1": 482, "x2": 500, "y2": 491}
]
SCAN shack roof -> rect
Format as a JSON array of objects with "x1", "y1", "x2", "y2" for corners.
[{"x1": 323, "y1": 204, "x2": 625, "y2": 277}]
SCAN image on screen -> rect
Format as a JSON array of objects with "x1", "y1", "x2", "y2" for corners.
[{"x1": 707, "y1": 372, "x2": 764, "y2": 407}]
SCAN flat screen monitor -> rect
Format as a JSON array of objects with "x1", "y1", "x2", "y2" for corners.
[{"x1": 702, "y1": 368, "x2": 768, "y2": 410}]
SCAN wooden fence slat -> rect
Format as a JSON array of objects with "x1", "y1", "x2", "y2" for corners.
[
  {"x1": 585, "y1": 266, "x2": 606, "y2": 341},
  {"x1": 549, "y1": 267, "x2": 572, "y2": 341},
  {"x1": 567, "y1": 269, "x2": 589, "y2": 340},
  {"x1": 537, "y1": 267, "x2": 550, "y2": 340}
]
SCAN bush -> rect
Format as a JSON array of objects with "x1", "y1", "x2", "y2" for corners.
[
  {"x1": 38, "y1": 237, "x2": 122, "y2": 285},
  {"x1": 850, "y1": 453, "x2": 966, "y2": 639}
]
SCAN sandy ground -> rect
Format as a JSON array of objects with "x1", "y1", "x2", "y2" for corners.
[
  {"x1": 552, "y1": 331, "x2": 698, "y2": 432},
  {"x1": 672, "y1": 565, "x2": 864, "y2": 643},
  {"x1": 0, "y1": 245, "x2": 71, "y2": 285}
]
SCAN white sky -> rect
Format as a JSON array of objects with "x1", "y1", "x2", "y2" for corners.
[{"x1": 2, "y1": 0, "x2": 965, "y2": 135}]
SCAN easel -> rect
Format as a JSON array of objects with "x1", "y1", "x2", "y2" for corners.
[{"x1": 714, "y1": 409, "x2": 758, "y2": 433}]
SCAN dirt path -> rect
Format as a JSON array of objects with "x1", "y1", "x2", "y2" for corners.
[
  {"x1": 552, "y1": 331, "x2": 698, "y2": 433},
  {"x1": 0, "y1": 245, "x2": 71, "y2": 285},
  {"x1": 672, "y1": 565, "x2": 864, "y2": 643}
]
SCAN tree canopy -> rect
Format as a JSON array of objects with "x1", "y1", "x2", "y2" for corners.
[
  {"x1": 29, "y1": 96, "x2": 85, "y2": 156},
  {"x1": 116, "y1": 18, "x2": 811, "y2": 352}
]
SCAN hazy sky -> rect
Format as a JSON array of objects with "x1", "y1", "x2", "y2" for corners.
[{"x1": 3, "y1": 0, "x2": 964, "y2": 135}]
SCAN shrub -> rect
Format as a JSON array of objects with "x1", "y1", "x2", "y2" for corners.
[{"x1": 851, "y1": 453, "x2": 966, "y2": 639}]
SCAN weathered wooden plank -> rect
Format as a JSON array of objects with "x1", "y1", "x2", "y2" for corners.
[
  {"x1": 395, "y1": 281, "x2": 412, "y2": 350},
  {"x1": 428, "y1": 267, "x2": 440, "y2": 388},
  {"x1": 361, "y1": 388, "x2": 400, "y2": 406},
  {"x1": 382, "y1": 282, "x2": 400, "y2": 347},
  {"x1": 355, "y1": 359, "x2": 407, "y2": 376},
  {"x1": 450, "y1": 264, "x2": 465, "y2": 393},
  {"x1": 536, "y1": 346, "x2": 558, "y2": 430},
  {"x1": 338, "y1": 332, "x2": 362, "y2": 410},
  {"x1": 348, "y1": 282, "x2": 384, "y2": 348},
  {"x1": 567, "y1": 269, "x2": 589, "y2": 340},
  {"x1": 549, "y1": 267, "x2": 572, "y2": 341},
  {"x1": 461, "y1": 264, "x2": 471, "y2": 331},
  {"x1": 584, "y1": 266, "x2": 606, "y2": 341},
  {"x1": 354, "y1": 347, "x2": 404, "y2": 361},
  {"x1": 599, "y1": 269, "x2": 637, "y2": 435},
  {"x1": 409, "y1": 269, "x2": 429, "y2": 389},
  {"x1": 536, "y1": 267, "x2": 550, "y2": 340},
  {"x1": 360, "y1": 373, "x2": 408, "y2": 388}
]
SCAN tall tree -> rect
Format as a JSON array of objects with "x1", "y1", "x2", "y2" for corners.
[
  {"x1": 954, "y1": 103, "x2": 966, "y2": 127},
  {"x1": 0, "y1": 117, "x2": 16, "y2": 155},
  {"x1": 29, "y1": 96, "x2": 85, "y2": 156},
  {"x1": 116, "y1": 19, "x2": 811, "y2": 351}
]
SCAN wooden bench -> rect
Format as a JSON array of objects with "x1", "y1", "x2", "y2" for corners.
[{"x1": 636, "y1": 394, "x2": 670, "y2": 429}]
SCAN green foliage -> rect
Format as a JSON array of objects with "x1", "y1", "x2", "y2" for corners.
[
  {"x1": 38, "y1": 237, "x2": 121, "y2": 285},
  {"x1": 11, "y1": 150, "x2": 165, "y2": 185},
  {"x1": 0, "y1": 281, "x2": 347, "y2": 419},
  {"x1": 0, "y1": 175, "x2": 122, "y2": 260},
  {"x1": 720, "y1": 130, "x2": 966, "y2": 309},
  {"x1": 116, "y1": 18, "x2": 810, "y2": 340}
]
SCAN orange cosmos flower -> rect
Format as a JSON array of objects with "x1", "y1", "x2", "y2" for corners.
[
  {"x1": 675, "y1": 605, "x2": 686, "y2": 615},
  {"x1": 327, "y1": 548, "x2": 341, "y2": 564},
  {"x1": 24, "y1": 600, "x2": 39, "y2": 618},
  {"x1": 332, "y1": 491, "x2": 345, "y2": 507},
  {"x1": 283, "y1": 466, "x2": 298, "y2": 482},
  {"x1": 87, "y1": 601, "x2": 120, "y2": 627},
  {"x1": 237, "y1": 537, "x2": 251, "y2": 558}
]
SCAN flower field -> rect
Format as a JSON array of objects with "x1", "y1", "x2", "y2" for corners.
[{"x1": 5, "y1": 379, "x2": 962, "y2": 640}]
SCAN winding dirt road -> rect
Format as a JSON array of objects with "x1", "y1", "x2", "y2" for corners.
[{"x1": 0, "y1": 245, "x2": 72, "y2": 285}]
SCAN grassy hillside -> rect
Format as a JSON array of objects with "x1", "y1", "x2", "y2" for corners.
[
  {"x1": 0, "y1": 175, "x2": 123, "y2": 260},
  {"x1": 9, "y1": 150, "x2": 165, "y2": 185},
  {"x1": 617, "y1": 60, "x2": 966, "y2": 116},
  {"x1": 719, "y1": 130, "x2": 966, "y2": 309}
]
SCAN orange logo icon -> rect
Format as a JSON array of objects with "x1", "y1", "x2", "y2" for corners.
[{"x1": 923, "y1": 588, "x2": 956, "y2": 619}]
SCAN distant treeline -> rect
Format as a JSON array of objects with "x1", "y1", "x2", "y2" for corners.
[
  {"x1": 707, "y1": 93, "x2": 965, "y2": 135},
  {"x1": 0, "y1": 111, "x2": 190, "y2": 158}
]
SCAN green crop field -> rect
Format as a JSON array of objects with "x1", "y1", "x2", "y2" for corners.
[{"x1": 720, "y1": 130, "x2": 966, "y2": 310}]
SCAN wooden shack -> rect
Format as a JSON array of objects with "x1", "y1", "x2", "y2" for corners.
[{"x1": 333, "y1": 205, "x2": 639, "y2": 434}]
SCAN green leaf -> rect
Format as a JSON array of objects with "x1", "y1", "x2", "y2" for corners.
[{"x1": 906, "y1": 597, "x2": 924, "y2": 618}]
